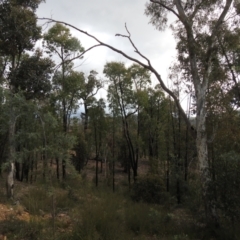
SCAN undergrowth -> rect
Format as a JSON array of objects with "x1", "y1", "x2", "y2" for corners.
[{"x1": 0, "y1": 175, "x2": 239, "y2": 240}]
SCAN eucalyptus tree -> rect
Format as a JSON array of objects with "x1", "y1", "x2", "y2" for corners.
[
  {"x1": 0, "y1": 0, "x2": 43, "y2": 71},
  {"x1": 79, "y1": 70, "x2": 102, "y2": 133},
  {"x1": 215, "y1": 27, "x2": 240, "y2": 107},
  {"x1": 40, "y1": 0, "x2": 238, "y2": 222},
  {"x1": 105, "y1": 62, "x2": 136, "y2": 180},
  {"x1": 44, "y1": 23, "x2": 85, "y2": 133},
  {"x1": 52, "y1": 70, "x2": 84, "y2": 132},
  {"x1": 10, "y1": 50, "x2": 54, "y2": 101},
  {"x1": 128, "y1": 64, "x2": 151, "y2": 165},
  {"x1": 0, "y1": 0, "x2": 45, "y2": 197},
  {"x1": 44, "y1": 23, "x2": 85, "y2": 178},
  {"x1": 105, "y1": 62, "x2": 150, "y2": 180},
  {"x1": 88, "y1": 98, "x2": 107, "y2": 186},
  {"x1": 9, "y1": 50, "x2": 54, "y2": 181},
  {"x1": 140, "y1": 86, "x2": 168, "y2": 172},
  {"x1": 144, "y1": 0, "x2": 238, "y2": 221}
]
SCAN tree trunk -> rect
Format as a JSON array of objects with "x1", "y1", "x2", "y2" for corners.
[
  {"x1": 112, "y1": 157, "x2": 115, "y2": 192},
  {"x1": 6, "y1": 115, "x2": 16, "y2": 198},
  {"x1": 96, "y1": 158, "x2": 98, "y2": 187},
  {"x1": 83, "y1": 101, "x2": 89, "y2": 133},
  {"x1": 62, "y1": 159, "x2": 66, "y2": 179},
  {"x1": 6, "y1": 162, "x2": 15, "y2": 199},
  {"x1": 196, "y1": 89, "x2": 219, "y2": 225},
  {"x1": 30, "y1": 158, "x2": 34, "y2": 184},
  {"x1": 56, "y1": 158, "x2": 59, "y2": 180},
  {"x1": 15, "y1": 162, "x2": 20, "y2": 181}
]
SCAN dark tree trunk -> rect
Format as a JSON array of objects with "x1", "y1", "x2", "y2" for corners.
[
  {"x1": 84, "y1": 102, "x2": 89, "y2": 133},
  {"x1": 21, "y1": 161, "x2": 29, "y2": 183},
  {"x1": 15, "y1": 162, "x2": 21, "y2": 181},
  {"x1": 176, "y1": 109, "x2": 181, "y2": 204},
  {"x1": 62, "y1": 159, "x2": 66, "y2": 179},
  {"x1": 112, "y1": 158, "x2": 115, "y2": 192},
  {"x1": 30, "y1": 159, "x2": 34, "y2": 184},
  {"x1": 184, "y1": 126, "x2": 189, "y2": 182},
  {"x1": 56, "y1": 158, "x2": 59, "y2": 180},
  {"x1": 96, "y1": 158, "x2": 98, "y2": 187},
  {"x1": 128, "y1": 156, "x2": 131, "y2": 187}
]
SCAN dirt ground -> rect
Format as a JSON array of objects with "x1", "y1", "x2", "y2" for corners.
[{"x1": 0, "y1": 157, "x2": 150, "y2": 239}]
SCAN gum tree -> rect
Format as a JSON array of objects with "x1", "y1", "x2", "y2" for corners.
[
  {"x1": 40, "y1": 0, "x2": 238, "y2": 221},
  {"x1": 0, "y1": 0, "x2": 44, "y2": 198}
]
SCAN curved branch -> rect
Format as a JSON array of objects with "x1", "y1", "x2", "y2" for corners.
[
  {"x1": 38, "y1": 17, "x2": 195, "y2": 138},
  {"x1": 116, "y1": 23, "x2": 152, "y2": 67}
]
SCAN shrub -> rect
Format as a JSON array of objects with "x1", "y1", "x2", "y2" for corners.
[
  {"x1": 210, "y1": 151, "x2": 240, "y2": 223},
  {"x1": 131, "y1": 174, "x2": 165, "y2": 204},
  {"x1": 71, "y1": 192, "x2": 127, "y2": 240}
]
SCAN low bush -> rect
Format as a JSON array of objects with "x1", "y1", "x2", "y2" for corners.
[
  {"x1": 71, "y1": 191, "x2": 127, "y2": 240},
  {"x1": 131, "y1": 174, "x2": 166, "y2": 204}
]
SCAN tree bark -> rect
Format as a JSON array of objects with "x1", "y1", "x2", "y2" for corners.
[
  {"x1": 6, "y1": 162, "x2": 15, "y2": 199},
  {"x1": 6, "y1": 115, "x2": 17, "y2": 199}
]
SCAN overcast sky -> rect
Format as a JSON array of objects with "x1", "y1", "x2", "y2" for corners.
[{"x1": 36, "y1": 0, "x2": 177, "y2": 100}]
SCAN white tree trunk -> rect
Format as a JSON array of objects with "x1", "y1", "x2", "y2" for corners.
[
  {"x1": 6, "y1": 162, "x2": 15, "y2": 198},
  {"x1": 6, "y1": 115, "x2": 16, "y2": 198},
  {"x1": 196, "y1": 87, "x2": 218, "y2": 223}
]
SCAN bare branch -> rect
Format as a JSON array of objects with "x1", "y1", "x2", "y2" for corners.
[
  {"x1": 126, "y1": 109, "x2": 138, "y2": 118},
  {"x1": 116, "y1": 23, "x2": 152, "y2": 67},
  {"x1": 38, "y1": 18, "x2": 151, "y2": 67},
  {"x1": 38, "y1": 17, "x2": 195, "y2": 138},
  {"x1": 51, "y1": 44, "x2": 101, "y2": 74},
  {"x1": 62, "y1": 44, "x2": 101, "y2": 65}
]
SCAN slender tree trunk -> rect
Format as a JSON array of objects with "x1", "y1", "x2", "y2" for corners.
[
  {"x1": 94, "y1": 125, "x2": 99, "y2": 187},
  {"x1": 30, "y1": 158, "x2": 34, "y2": 184},
  {"x1": 56, "y1": 158, "x2": 59, "y2": 180},
  {"x1": 166, "y1": 99, "x2": 171, "y2": 192},
  {"x1": 39, "y1": 115, "x2": 47, "y2": 182},
  {"x1": 112, "y1": 111, "x2": 115, "y2": 192},
  {"x1": 34, "y1": 153, "x2": 38, "y2": 182},
  {"x1": 112, "y1": 158, "x2": 115, "y2": 192},
  {"x1": 62, "y1": 159, "x2": 66, "y2": 179},
  {"x1": 15, "y1": 162, "x2": 20, "y2": 181},
  {"x1": 128, "y1": 155, "x2": 131, "y2": 187},
  {"x1": 176, "y1": 108, "x2": 181, "y2": 204},
  {"x1": 6, "y1": 115, "x2": 16, "y2": 198},
  {"x1": 96, "y1": 159, "x2": 99, "y2": 187},
  {"x1": 184, "y1": 125, "x2": 189, "y2": 182},
  {"x1": 83, "y1": 101, "x2": 89, "y2": 133},
  {"x1": 6, "y1": 162, "x2": 15, "y2": 199}
]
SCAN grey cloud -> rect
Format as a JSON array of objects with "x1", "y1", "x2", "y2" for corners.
[{"x1": 37, "y1": 0, "x2": 177, "y2": 81}]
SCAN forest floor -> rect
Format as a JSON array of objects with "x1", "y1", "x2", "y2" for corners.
[{"x1": 0, "y1": 159, "x2": 224, "y2": 240}]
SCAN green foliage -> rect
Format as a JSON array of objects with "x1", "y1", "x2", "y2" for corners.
[
  {"x1": 21, "y1": 185, "x2": 78, "y2": 215},
  {"x1": 10, "y1": 50, "x2": 54, "y2": 100},
  {"x1": 72, "y1": 133, "x2": 88, "y2": 172},
  {"x1": 0, "y1": 0, "x2": 42, "y2": 58},
  {"x1": 125, "y1": 203, "x2": 163, "y2": 235},
  {"x1": 71, "y1": 192, "x2": 127, "y2": 240},
  {"x1": 131, "y1": 174, "x2": 166, "y2": 204},
  {"x1": 43, "y1": 23, "x2": 84, "y2": 59},
  {"x1": 145, "y1": 1, "x2": 168, "y2": 31},
  {"x1": 211, "y1": 151, "x2": 240, "y2": 222},
  {"x1": 0, "y1": 217, "x2": 44, "y2": 240}
]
